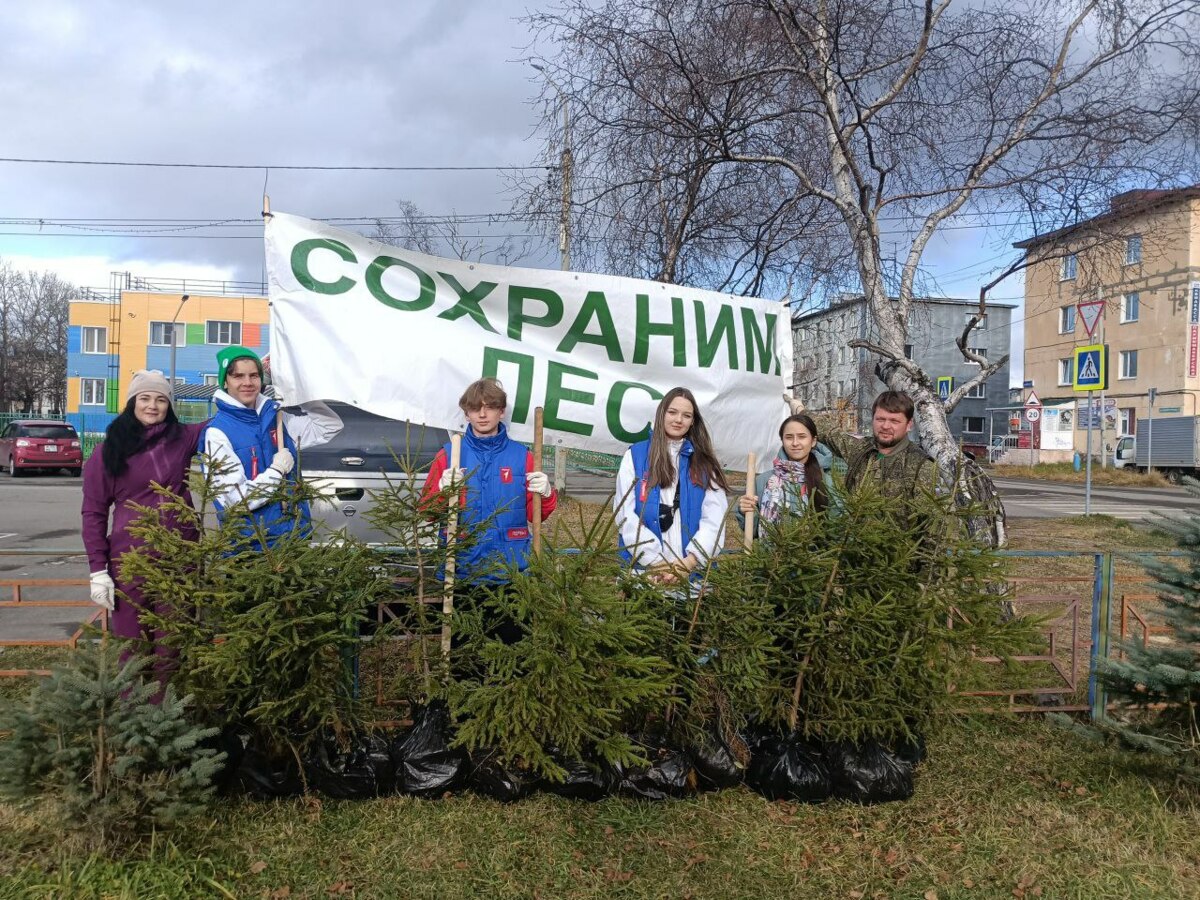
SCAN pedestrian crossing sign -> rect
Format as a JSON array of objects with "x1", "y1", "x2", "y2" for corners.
[
  {"x1": 937, "y1": 377, "x2": 953, "y2": 401},
  {"x1": 1073, "y1": 343, "x2": 1107, "y2": 392}
]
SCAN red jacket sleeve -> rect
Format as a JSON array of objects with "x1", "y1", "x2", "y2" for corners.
[
  {"x1": 525, "y1": 450, "x2": 557, "y2": 521},
  {"x1": 420, "y1": 448, "x2": 450, "y2": 516}
]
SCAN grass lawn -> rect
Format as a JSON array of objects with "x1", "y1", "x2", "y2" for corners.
[{"x1": 1, "y1": 718, "x2": 1197, "y2": 899}]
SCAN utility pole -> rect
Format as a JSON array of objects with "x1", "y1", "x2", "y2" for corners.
[
  {"x1": 534, "y1": 63, "x2": 572, "y2": 493},
  {"x1": 169, "y1": 294, "x2": 189, "y2": 392}
]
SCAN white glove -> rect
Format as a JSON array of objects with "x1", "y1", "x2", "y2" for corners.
[
  {"x1": 89, "y1": 571, "x2": 115, "y2": 611},
  {"x1": 439, "y1": 467, "x2": 467, "y2": 490},
  {"x1": 269, "y1": 448, "x2": 295, "y2": 475},
  {"x1": 526, "y1": 470, "x2": 552, "y2": 498}
]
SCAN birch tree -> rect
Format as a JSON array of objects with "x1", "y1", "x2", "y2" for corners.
[{"x1": 527, "y1": 0, "x2": 1200, "y2": 542}]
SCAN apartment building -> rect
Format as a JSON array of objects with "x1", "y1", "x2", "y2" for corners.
[
  {"x1": 791, "y1": 295, "x2": 1014, "y2": 448},
  {"x1": 1018, "y1": 187, "x2": 1200, "y2": 459},
  {"x1": 67, "y1": 277, "x2": 268, "y2": 432}
]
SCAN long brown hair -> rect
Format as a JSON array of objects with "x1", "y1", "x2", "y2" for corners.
[
  {"x1": 779, "y1": 413, "x2": 827, "y2": 513},
  {"x1": 646, "y1": 387, "x2": 730, "y2": 491}
]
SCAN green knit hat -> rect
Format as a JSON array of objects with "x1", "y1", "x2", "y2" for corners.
[{"x1": 216, "y1": 345, "x2": 263, "y2": 387}]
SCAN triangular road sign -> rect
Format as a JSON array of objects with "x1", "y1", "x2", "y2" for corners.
[
  {"x1": 1025, "y1": 389, "x2": 1041, "y2": 407},
  {"x1": 1078, "y1": 353, "x2": 1100, "y2": 382},
  {"x1": 1078, "y1": 300, "x2": 1105, "y2": 337}
]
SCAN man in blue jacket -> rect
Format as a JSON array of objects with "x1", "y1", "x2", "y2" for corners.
[{"x1": 200, "y1": 346, "x2": 341, "y2": 550}]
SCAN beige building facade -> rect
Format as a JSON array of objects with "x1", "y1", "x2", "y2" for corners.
[{"x1": 1019, "y1": 189, "x2": 1200, "y2": 460}]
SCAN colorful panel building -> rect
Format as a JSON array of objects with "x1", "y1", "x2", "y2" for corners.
[{"x1": 67, "y1": 288, "x2": 268, "y2": 432}]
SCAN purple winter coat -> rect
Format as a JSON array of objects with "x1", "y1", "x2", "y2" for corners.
[{"x1": 81, "y1": 421, "x2": 208, "y2": 640}]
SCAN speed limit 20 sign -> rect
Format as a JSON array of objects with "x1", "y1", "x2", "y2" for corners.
[{"x1": 1025, "y1": 407, "x2": 1041, "y2": 422}]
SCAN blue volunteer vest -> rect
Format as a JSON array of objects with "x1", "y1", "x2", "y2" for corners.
[
  {"x1": 618, "y1": 435, "x2": 706, "y2": 565},
  {"x1": 447, "y1": 423, "x2": 531, "y2": 583},
  {"x1": 200, "y1": 395, "x2": 311, "y2": 550}
]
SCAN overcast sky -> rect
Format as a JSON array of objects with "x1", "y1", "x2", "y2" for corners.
[{"x1": 0, "y1": 0, "x2": 1027, "y2": 380}]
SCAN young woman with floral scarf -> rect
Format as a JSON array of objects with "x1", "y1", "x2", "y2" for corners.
[{"x1": 735, "y1": 413, "x2": 835, "y2": 539}]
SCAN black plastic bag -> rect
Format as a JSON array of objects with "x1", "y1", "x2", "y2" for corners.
[
  {"x1": 893, "y1": 732, "x2": 927, "y2": 767},
  {"x1": 199, "y1": 726, "x2": 246, "y2": 795},
  {"x1": 235, "y1": 743, "x2": 304, "y2": 799},
  {"x1": 305, "y1": 732, "x2": 395, "y2": 799},
  {"x1": 619, "y1": 748, "x2": 695, "y2": 801},
  {"x1": 827, "y1": 740, "x2": 914, "y2": 805},
  {"x1": 542, "y1": 757, "x2": 619, "y2": 801},
  {"x1": 467, "y1": 752, "x2": 539, "y2": 803},
  {"x1": 391, "y1": 701, "x2": 468, "y2": 798},
  {"x1": 689, "y1": 730, "x2": 745, "y2": 791},
  {"x1": 745, "y1": 733, "x2": 832, "y2": 803}
]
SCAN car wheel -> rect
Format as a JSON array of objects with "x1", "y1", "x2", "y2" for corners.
[
  {"x1": 70, "y1": 468, "x2": 82, "y2": 477},
  {"x1": 6, "y1": 458, "x2": 20, "y2": 477}
]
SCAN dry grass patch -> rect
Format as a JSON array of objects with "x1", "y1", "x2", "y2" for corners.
[{"x1": 996, "y1": 463, "x2": 1169, "y2": 488}]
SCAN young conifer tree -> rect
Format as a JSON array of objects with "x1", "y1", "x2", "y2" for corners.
[
  {"x1": 120, "y1": 459, "x2": 391, "y2": 758},
  {"x1": 445, "y1": 505, "x2": 677, "y2": 781},
  {"x1": 706, "y1": 478, "x2": 1038, "y2": 746},
  {"x1": 0, "y1": 643, "x2": 221, "y2": 846}
]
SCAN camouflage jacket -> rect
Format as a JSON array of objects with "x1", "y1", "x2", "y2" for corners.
[{"x1": 823, "y1": 432, "x2": 935, "y2": 500}]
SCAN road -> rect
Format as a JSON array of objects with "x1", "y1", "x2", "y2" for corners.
[
  {"x1": 989, "y1": 476, "x2": 1198, "y2": 521},
  {"x1": 1, "y1": 470, "x2": 1195, "y2": 643}
]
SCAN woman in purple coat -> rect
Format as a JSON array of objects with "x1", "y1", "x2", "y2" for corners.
[{"x1": 81, "y1": 370, "x2": 208, "y2": 672}]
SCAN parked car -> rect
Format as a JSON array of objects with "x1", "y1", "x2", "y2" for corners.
[
  {"x1": 298, "y1": 402, "x2": 449, "y2": 545},
  {"x1": 0, "y1": 419, "x2": 84, "y2": 477}
]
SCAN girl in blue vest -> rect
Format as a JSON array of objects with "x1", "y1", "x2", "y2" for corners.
[
  {"x1": 421, "y1": 377, "x2": 557, "y2": 585},
  {"x1": 615, "y1": 387, "x2": 729, "y2": 583},
  {"x1": 200, "y1": 346, "x2": 342, "y2": 550},
  {"x1": 734, "y1": 413, "x2": 836, "y2": 540}
]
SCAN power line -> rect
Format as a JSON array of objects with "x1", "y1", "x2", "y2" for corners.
[{"x1": 0, "y1": 156, "x2": 550, "y2": 172}]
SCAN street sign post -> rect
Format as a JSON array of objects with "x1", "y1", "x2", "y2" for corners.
[
  {"x1": 937, "y1": 376, "x2": 953, "y2": 402},
  {"x1": 1077, "y1": 299, "x2": 1105, "y2": 338}
]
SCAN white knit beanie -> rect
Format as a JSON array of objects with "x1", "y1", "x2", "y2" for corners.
[{"x1": 127, "y1": 369, "x2": 173, "y2": 402}]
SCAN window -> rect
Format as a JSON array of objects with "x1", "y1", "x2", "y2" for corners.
[
  {"x1": 1125, "y1": 235, "x2": 1142, "y2": 265},
  {"x1": 966, "y1": 381, "x2": 987, "y2": 399},
  {"x1": 149, "y1": 321, "x2": 186, "y2": 347},
  {"x1": 963, "y1": 416, "x2": 985, "y2": 434},
  {"x1": 1120, "y1": 292, "x2": 1139, "y2": 323},
  {"x1": 1060, "y1": 253, "x2": 1077, "y2": 281},
  {"x1": 80, "y1": 378, "x2": 105, "y2": 405},
  {"x1": 172, "y1": 377, "x2": 186, "y2": 386},
  {"x1": 1059, "y1": 357, "x2": 1074, "y2": 386},
  {"x1": 967, "y1": 346, "x2": 987, "y2": 366},
  {"x1": 203, "y1": 374, "x2": 219, "y2": 386},
  {"x1": 904, "y1": 344, "x2": 914, "y2": 359},
  {"x1": 1119, "y1": 349, "x2": 1139, "y2": 379},
  {"x1": 837, "y1": 345, "x2": 847, "y2": 364},
  {"x1": 966, "y1": 311, "x2": 988, "y2": 325},
  {"x1": 81, "y1": 326, "x2": 106, "y2": 354},
  {"x1": 1059, "y1": 305, "x2": 1076, "y2": 334},
  {"x1": 1119, "y1": 407, "x2": 1137, "y2": 435},
  {"x1": 206, "y1": 320, "x2": 242, "y2": 345}
]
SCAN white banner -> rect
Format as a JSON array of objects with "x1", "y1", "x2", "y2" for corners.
[{"x1": 266, "y1": 213, "x2": 792, "y2": 471}]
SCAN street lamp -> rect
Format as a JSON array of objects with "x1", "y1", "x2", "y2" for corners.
[
  {"x1": 533, "y1": 63, "x2": 573, "y2": 490},
  {"x1": 169, "y1": 294, "x2": 189, "y2": 393}
]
